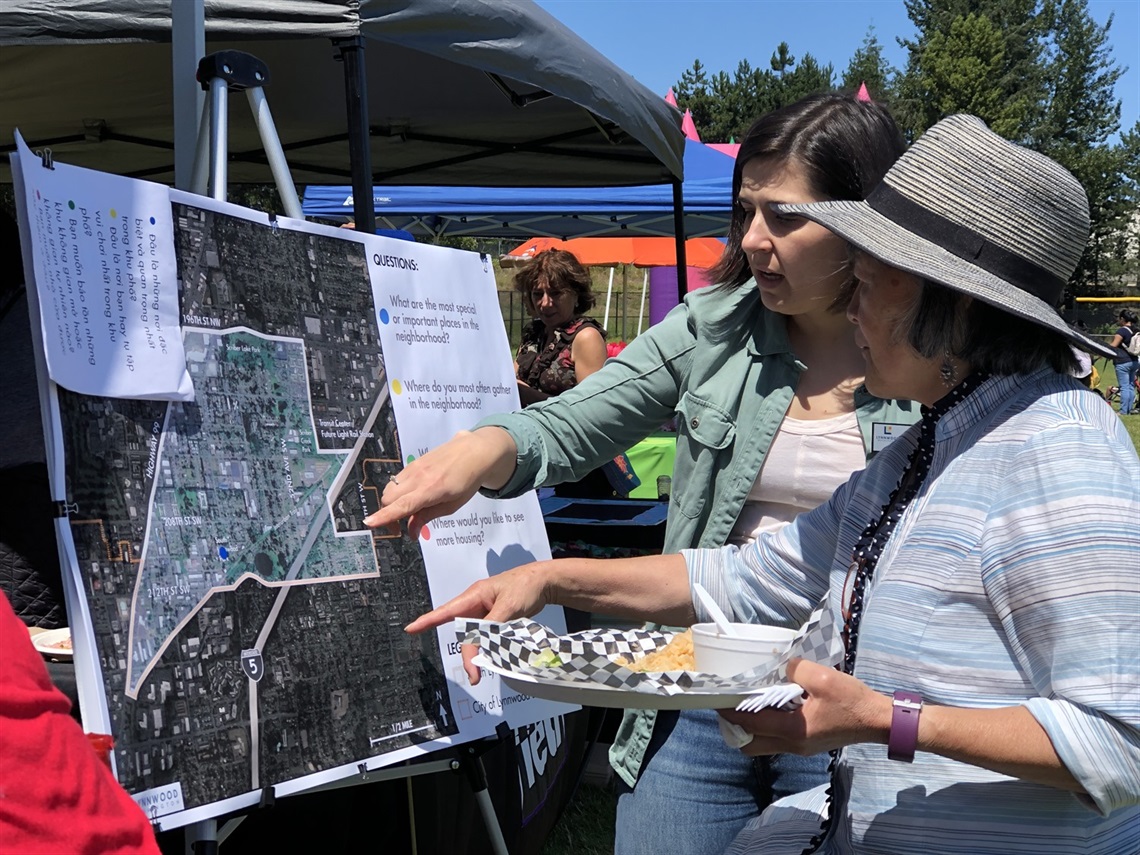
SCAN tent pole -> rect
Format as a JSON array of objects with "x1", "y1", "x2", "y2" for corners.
[
  {"x1": 334, "y1": 36, "x2": 376, "y2": 235},
  {"x1": 672, "y1": 179, "x2": 688, "y2": 302},
  {"x1": 172, "y1": 0, "x2": 204, "y2": 191},
  {"x1": 603, "y1": 268, "x2": 614, "y2": 331},
  {"x1": 637, "y1": 269, "x2": 648, "y2": 337}
]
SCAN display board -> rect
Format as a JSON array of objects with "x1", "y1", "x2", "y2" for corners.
[{"x1": 12, "y1": 136, "x2": 571, "y2": 830}]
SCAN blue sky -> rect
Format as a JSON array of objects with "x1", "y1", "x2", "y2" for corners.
[{"x1": 536, "y1": 0, "x2": 1139, "y2": 143}]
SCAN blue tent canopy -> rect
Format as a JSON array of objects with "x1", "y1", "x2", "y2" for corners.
[{"x1": 301, "y1": 139, "x2": 734, "y2": 239}]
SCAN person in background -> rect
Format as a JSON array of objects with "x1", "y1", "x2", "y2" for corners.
[
  {"x1": 0, "y1": 591, "x2": 162, "y2": 854},
  {"x1": 512, "y1": 247, "x2": 607, "y2": 406},
  {"x1": 512, "y1": 247, "x2": 630, "y2": 499},
  {"x1": 367, "y1": 92, "x2": 917, "y2": 854},
  {"x1": 1108, "y1": 308, "x2": 1138, "y2": 414},
  {"x1": 405, "y1": 114, "x2": 1139, "y2": 855}
]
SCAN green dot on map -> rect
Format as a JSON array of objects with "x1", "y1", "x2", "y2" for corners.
[
  {"x1": 68, "y1": 201, "x2": 75, "y2": 210},
  {"x1": 406, "y1": 454, "x2": 415, "y2": 464}
]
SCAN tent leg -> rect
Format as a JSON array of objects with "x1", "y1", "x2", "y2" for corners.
[
  {"x1": 637, "y1": 269, "x2": 648, "y2": 337},
  {"x1": 672, "y1": 179, "x2": 688, "y2": 302},
  {"x1": 603, "y1": 268, "x2": 614, "y2": 331},
  {"x1": 334, "y1": 37, "x2": 376, "y2": 235}
]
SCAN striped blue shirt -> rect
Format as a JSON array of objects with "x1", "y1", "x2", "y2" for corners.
[{"x1": 687, "y1": 370, "x2": 1140, "y2": 854}]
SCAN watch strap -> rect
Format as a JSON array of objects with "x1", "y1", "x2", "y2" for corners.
[{"x1": 887, "y1": 690, "x2": 923, "y2": 762}]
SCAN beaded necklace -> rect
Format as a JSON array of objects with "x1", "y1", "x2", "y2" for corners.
[{"x1": 799, "y1": 371, "x2": 988, "y2": 855}]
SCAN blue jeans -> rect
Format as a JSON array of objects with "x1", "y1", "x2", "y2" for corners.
[
  {"x1": 614, "y1": 708, "x2": 829, "y2": 855},
  {"x1": 1116, "y1": 360, "x2": 1139, "y2": 415}
]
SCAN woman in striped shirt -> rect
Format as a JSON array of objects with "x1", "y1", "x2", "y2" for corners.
[{"x1": 408, "y1": 116, "x2": 1139, "y2": 853}]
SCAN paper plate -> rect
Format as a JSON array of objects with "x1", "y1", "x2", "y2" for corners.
[
  {"x1": 473, "y1": 652, "x2": 760, "y2": 710},
  {"x1": 32, "y1": 627, "x2": 73, "y2": 659}
]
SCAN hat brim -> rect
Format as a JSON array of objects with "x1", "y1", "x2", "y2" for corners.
[{"x1": 778, "y1": 199, "x2": 1116, "y2": 360}]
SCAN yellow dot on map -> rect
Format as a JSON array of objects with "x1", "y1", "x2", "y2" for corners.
[
  {"x1": 391, "y1": 379, "x2": 403, "y2": 395},
  {"x1": 109, "y1": 208, "x2": 117, "y2": 219}
]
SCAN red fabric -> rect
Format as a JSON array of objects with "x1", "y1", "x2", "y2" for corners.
[{"x1": 0, "y1": 593, "x2": 160, "y2": 855}]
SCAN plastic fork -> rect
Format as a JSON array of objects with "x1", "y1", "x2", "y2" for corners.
[{"x1": 735, "y1": 683, "x2": 805, "y2": 713}]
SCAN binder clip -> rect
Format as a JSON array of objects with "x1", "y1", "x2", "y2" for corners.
[
  {"x1": 39, "y1": 148, "x2": 54, "y2": 170},
  {"x1": 53, "y1": 500, "x2": 79, "y2": 518}
]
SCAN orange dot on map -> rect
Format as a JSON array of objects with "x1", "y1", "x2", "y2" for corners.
[{"x1": 420, "y1": 526, "x2": 430, "y2": 541}]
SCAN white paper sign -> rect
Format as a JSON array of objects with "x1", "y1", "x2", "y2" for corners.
[
  {"x1": 13, "y1": 131, "x2": 193, "y2": 401},
  {"x1": 364, "y1": 235, "x2": 573, "y2": 730}
]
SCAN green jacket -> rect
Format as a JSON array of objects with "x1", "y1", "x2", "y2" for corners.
[{"x1": 478, "y1": 282, "x2": 919, "y2": 784}]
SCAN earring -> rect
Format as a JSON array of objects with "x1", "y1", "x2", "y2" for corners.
[{"x1": 939, "y1": 351, "x2": 959, "y2": 388}]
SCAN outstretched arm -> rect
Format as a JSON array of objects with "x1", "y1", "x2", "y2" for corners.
[
  {"x1": 406, "y1": 553, "x2": 695, "y2": 683},
  {"x1": 364, "y1": 427, "x2": 518, "y2": 533}
]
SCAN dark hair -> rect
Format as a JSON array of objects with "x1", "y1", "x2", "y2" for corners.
[
  {"x1": 708, "y1": 92, "x2": 906, "y2": 291},
  {"x1": 513, "y1": 249, "x2": 595, "y2": 315},
  {"x1": 1119, "y1": 309, "x2": 1138, "y2": 325},
  {"x1": 902, "y1": 280, "x2": 1078, "y2": 376}
]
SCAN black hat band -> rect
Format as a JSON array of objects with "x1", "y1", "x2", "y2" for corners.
[{"x1": 867, "y1": 183, "x2": 1067, "y2": 304}]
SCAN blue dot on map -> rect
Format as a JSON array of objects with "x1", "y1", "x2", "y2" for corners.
[
  {"x1": 379, "y1": 309, "x2": 390, "y2": 324},
  {"x1": 218, "y1": 546, "x2": 229, "y2": 560},
  {"x1": 150, "y1": 217, "x2": 156, "y2": 225}
]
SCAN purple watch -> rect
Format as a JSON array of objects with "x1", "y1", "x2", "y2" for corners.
[{"x1": 887, "y1": 690, "x2": 923, "y2": 762}]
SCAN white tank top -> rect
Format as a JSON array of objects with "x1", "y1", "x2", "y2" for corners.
[{"x1": 729, "y1": 410, "x2": 865, "y2": 545}]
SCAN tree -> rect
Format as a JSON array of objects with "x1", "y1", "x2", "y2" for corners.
[
  {"x1": 841, "y1": 26, "x2": 896, "y2": 101},
  {"x1": 894, "y1": 0, "x2": 1135, "y2": 295},
  {"x1": 781, "y1": 54, "x2": 835, "y2": 104},
  {"x1": 895, "y1": 0, "x2": 1049, "y2": 140},
  {"x1": 1036, "y1": 2, "x2": 1132, "y2": 292},
  {"x1": 1037, "y1": 0, "x2": 1123, "y2": 150},
  {"x1": 673, "y1": 44, "x2": 834, "y2": 141}
]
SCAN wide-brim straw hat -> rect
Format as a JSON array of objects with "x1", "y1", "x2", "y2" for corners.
[{"x1": 778, "y1": 114, "x2": 1115, "y2": 359}]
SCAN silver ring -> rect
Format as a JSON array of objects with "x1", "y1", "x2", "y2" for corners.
[{"x1": 391, "y1": 475, "x2": 399, "y2": 486}]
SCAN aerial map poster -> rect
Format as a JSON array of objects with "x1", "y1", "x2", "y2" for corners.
[{"x1": 12, "y1": 140, "x2": 570, "y2": 829}]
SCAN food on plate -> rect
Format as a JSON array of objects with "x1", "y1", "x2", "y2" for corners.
[
  {"x1": 529, "y1": 648, "x2": 564, "y2": 668},
  {"x1": 48, "y1": 636, "x2": 73, "y2": 650},
  {"x1": 616, "y1": 629, "x2": 695, "y2": 672}
]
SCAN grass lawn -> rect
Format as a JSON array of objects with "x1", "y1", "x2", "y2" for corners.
[
  {"x1": 1094, "y1": 360, "x2": 1140, "y2": 452},
  {"x1": 541, "y1": 780, "x2": 618, "y2": 855}
]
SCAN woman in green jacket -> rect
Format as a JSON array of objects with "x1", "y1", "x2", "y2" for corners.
[{"x1": 366, "y1": 93, "x2": 917, "y2": 854}]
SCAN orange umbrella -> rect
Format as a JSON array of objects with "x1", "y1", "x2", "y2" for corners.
[{"x1": 502, "y1": 235, "x2": 726, "y2": 269}]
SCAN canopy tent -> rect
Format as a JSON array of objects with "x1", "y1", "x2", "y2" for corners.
[
  {"x1": 502, "y1": 236, "x2": 726, "y2": 269},
  {"x1": 0, "y1": 0, "x2": 684, "y2": 192},
  {"x1": 300, "y1": 138, "x2": 735, "y2": 239}
]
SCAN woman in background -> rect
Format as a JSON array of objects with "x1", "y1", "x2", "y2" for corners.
[{"x1": 512, "y1": 248, "x2": 607, "y2": 406}]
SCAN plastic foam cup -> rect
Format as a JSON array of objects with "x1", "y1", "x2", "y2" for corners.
[{"x1": 691, "y1": 623, "x2": 797, "y2": 678}]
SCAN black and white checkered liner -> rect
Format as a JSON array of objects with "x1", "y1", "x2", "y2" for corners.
[{"x1": 456, "y1": 601, "x2": 841, "y2": 701}]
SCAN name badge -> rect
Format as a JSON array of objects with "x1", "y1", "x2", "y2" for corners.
[{"x1": 871, "y1": 422, "x2": 907, "y2": 453}]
